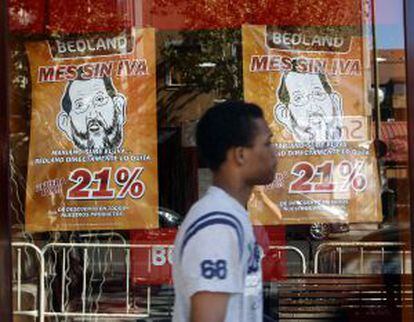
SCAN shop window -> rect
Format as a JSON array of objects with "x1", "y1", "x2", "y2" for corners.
[{"x1": 3, "y1": 0, "x2": 413, "y2": 321}]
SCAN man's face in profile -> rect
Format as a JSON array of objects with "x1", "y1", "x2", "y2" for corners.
[
  {"x1": 58, "y1": 78, "x2": 126, "y2": 154},
  {"x1": 275, "y1": 71, "x2": 343, "y2": 143}
]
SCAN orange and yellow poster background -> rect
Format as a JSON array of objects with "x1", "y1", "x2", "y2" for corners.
[
  {"x1": 243, "y1": 24, "x2": 382, "y2": 225},
  {"x1": 25, "y1": 28, "x2": 158, "y2": 232}
]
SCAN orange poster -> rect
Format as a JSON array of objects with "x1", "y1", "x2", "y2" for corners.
[
  {"x1": 25, "y1": 28, "x2": 159, "y2": 232},
  {"x1": 243, "y1": 24, "x2": 382, "y2": 225}
]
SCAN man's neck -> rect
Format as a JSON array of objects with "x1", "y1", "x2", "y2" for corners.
[{"x1": 212, "y1": 173, "x2": 252, "y2": 209}]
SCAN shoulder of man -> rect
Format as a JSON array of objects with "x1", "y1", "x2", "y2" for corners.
[
  {"x1": 176, "y1": 208, "x2": 247, "y2": 270},
  {"x1": 187, "y1": 188, "x2": 240, "y2": 218},
  {"x1": 175, "y1": 210, "x2": 246, "y2": 296}
]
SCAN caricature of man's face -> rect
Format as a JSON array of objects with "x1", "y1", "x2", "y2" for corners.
[
  {"x1": 58, "y1": 78, "x2": 126, "y2": 154},
  {"x1": 275, "y1": 72, "x2": 343, "y2": 143}
]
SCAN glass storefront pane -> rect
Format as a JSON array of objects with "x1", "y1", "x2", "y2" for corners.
[{"x1": 2, "y1": 0, "x2": 413, "y2": 321}]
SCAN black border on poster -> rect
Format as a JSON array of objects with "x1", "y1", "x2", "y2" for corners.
[{"x1": 0, "y1": 0, "x2": 12, "y2": 321}]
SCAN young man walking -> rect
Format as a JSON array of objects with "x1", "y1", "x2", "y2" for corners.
[{"x1": 172, "y1": 101, "x2": 277, "y2": 322}]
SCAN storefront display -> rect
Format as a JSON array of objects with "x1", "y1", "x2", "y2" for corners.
[
  {"x1": 24, "y1": 28, "x2": 159, "y2": 232},
  {"x1": 130, "y1": 226, "x2": 286, "y2": 285},
  {"x1": 1, "y1": 0, "x2": 413, "y2": 321}
]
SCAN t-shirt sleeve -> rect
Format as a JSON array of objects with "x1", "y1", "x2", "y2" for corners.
[{"x1": 177, "y1": 218, "x2": 245, "y2": 298}]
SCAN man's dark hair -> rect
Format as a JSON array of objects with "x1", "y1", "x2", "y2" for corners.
[
  {"x1": 196, "y1": 100, "x2": 264, "y2": 171},
  {"x1": 61, "y1": 68, "x2": 117, "y2": 114},
  {"x1": 278, "y1": 60, "x2": 333, "y2": 105}
]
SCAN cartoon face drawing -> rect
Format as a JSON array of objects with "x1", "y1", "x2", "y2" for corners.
[
  {"x1": 57, "y1": 77, "x2": 127, "y2": 154},
  {"x1": 274, "y1": 71, "x2": 343, "y2": 143}
]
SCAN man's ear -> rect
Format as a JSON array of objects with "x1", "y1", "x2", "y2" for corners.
[
  {"x1": 232, "y1": 146, "x2": 245, "y2": 166},
  {"x1": 113, "y1": 94, "x2": 127, "y2": 123},
  {"x1": 57, "y1": 112, "x2": 72, "y2": 140},
  {"x1": 274, "y1": 103, "x2": 292, "y2": 128},
  {"x1": 330, "y1": 92, "x2": 343, "y2": 117},
  {"x1": 329, "y1": 92, "x2": 344, "y2": 141}
]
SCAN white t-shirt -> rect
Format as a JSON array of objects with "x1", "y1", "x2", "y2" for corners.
[{"x1": 172, "y1": 186, "x2": 263, "y2": 322}]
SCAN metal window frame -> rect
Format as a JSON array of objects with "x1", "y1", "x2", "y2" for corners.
[
  {"x1": 0, "y1": 0, "x2": 12, "y2": 321},
  {"x1": 404, "y1": 0, "x2": 414, "y2": 312}
]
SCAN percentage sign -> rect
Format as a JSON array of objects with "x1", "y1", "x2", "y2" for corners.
[
  {"x1": 115, "y1": 167, "x2": 145, "y2": 199},
  {"x1": 338, "y1": 161, "x2": 367, "y2": 192}
]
